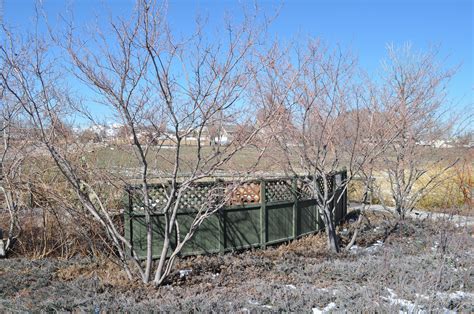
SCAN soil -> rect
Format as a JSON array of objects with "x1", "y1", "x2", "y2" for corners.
[{"x1": 1, "y1": 210, "x2": 473, "y2": 312}]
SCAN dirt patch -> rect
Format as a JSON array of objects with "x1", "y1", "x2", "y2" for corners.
[{"x1": 1, "y1": 211, "x2": 473, "y2": 312}]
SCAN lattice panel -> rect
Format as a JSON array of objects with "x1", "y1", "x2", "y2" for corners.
[
  {"x1": 295, "y1": 175, "x2": 337, "y2": 200},
  {"x1": 178, "y1": 183, "x2": 216, "y2": 211},
  {"x1": 316, "y1": 176, "x2": 334, "y2": 196},
  {"x1": 131, "y1": 185, "x2": 168, "y2": 211},
  {"x1": 128, "y1": 173, "x2": 342, "y2": 211},
  {"x1": 265, "y1": 179, "x2": 293, "y2": 203},
  {"x1": 327, "y1": 176, "x2": 334, "y2": 192},
  {"x1": 227, "y1": 182, "x2": 260, "y2": 205},
  {"x1": 149, "y1": 185, "x2": 168, "y2": 209},
  {"x1": 296, "y1": 179, "x2": 313, "y2": 200}
]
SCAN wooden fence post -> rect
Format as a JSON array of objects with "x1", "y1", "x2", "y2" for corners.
[
  {"x1": 292, "y1": 177, "x2": 298, "y2": 239},
  {"x1": 315, "y1": 176, "x2": 322, "y2": 231},
  {"x1": 334, "y1": 171, "x2": 344, "y2": 224},
  {"x1": 127, "y1": 186, "x2": 133, "y2": 256},
  {"x1": 260, "y1": 179, "x2": 267, "y2": 249},
  {"x1": 331, "y1": 174, "x2": 337, "y2": 225},
  {"x1": 219, "y1": 209, "x2": 226, "y2": 254},
  {"x1": 343, "y1": 170, "x2": 348, "y2": 218},
  {"x1": 217, "y1": 179, "x2": 226, "y2": 254}
]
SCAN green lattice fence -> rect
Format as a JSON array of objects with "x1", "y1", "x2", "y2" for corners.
[{"x1": 124, "y1": 171, "x2": 347, "y2": 258}]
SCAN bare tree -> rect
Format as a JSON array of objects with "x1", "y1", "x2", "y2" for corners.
[
  {"x1": 253, "y1": 40, "x2": 398, "y2": 252},
  {"x1": 0, "y1": 82, "x2": 24, "y2": 256},
  {"x1": 376, "y1": 44, "x2": 458, "y2": 219},
  {"x1": 0, "y1": 0, "x2": 275, "y2": 285}
]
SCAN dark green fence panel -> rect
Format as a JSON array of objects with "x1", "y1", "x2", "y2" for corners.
[
  {"x1": 224, "y1": 206, "x2": 261, "y2": 250},
  {"x1": 298, "y1": 199, "x2": 319, "y2": 235},
  {"x1": 125, "y1": 171, "x2": 348, "y2": 259},
  {"x1": 124, "y1": 213, "x2": 177, "y2": 258},
  {"x1": 266, "y1": 203, "x2": 293, "y2": 243},
  {"x1": 178, "y1": 212, "x2": 221, "y2": 255}
]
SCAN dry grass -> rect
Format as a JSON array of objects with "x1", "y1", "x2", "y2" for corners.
[
  {"x1": 56, "y1": 259, "x2": 133, "y2": 287},
  {"x1": 0, "y1": 208, "x2": 116, "y2": 259},
  {"x1": 348, "y1": 159, "x2": 473, "y2": 215}
]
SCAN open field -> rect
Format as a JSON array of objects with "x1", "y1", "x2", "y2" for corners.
[
  {"x1": 81, "y1": 144, "x2": 473, "y2": 177},
  {"x1": 1, "y1": 210, "x2": 472, "y2": 312},
  {"x1": 69, "y1": 144, "x2": 287, "y2": 176},
  {"x1": 20, "y1": 143, "x2": 473, "y2": 209}
]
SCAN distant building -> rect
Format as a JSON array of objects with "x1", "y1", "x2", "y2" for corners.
[
  {"x1": 207, "y1": 124, "x2": 239, "y2": 145},
  {"x1": 76, "y1": 122, "x2": 244, "y2": 147},
  {"x1": 416, "y1": 139, "x2": 453, "y2": 148}
]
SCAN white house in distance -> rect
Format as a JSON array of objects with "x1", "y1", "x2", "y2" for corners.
[
  {"x1": 416, "y1": 139, "x2": 453, "y2": 148},
  {"x1": 178, "y1": 124, "x2": 238, "y2": 146},
  {"x1": 208, "y1": 124, "x2": 238, "y2": 145},
  {"x1": 75, "y1": 121, "x2": 241, "y2": 146}
]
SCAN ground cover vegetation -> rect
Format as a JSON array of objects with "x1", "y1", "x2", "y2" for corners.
[{"x1": 0, "y1": 211, "x2": 472, "y2": 312}]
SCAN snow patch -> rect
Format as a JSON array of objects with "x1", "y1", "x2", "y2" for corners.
[
  {"x1": 349, "y1": 245, "x2": 360, "y2": 254},
  {"x1": 366, "y1": 240, "x2": 384, "y2": 253},
  {"x1": 447, "y1": 291, "x2": 474, "y2": 300},
  {"x1": 179, "y1": 269, "x2": 192, "y2": 278},
  {"x1": 0, "y1": 239, "x2": 5, "y2": 257},
  {"x1": 312, "y1": 302, "x2": 337, "y2": 314},
  {"x1": 247, "y1": 299, "x2": 273, "y2": 309},
  {"x1": 285, "y1": 284, "x2": 297, "y2": 290},
  {"x1": 349, "y1": 240, "x2": 384, "y2": 254},
  {"x1": 415, "y1": 293, "x2": 429, "y2": 301},
  {"x1": 382, "y1": 288, "x2": 421, "y2": 312}
]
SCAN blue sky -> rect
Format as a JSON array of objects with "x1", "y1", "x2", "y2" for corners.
[{"x1": 3, "y1": 0, "x2": 473, "y2": 120}]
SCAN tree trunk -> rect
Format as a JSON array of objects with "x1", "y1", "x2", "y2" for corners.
[
  {"x1": 321, "y1": 205, "x2": 339, "y2": 253},
  {"x1": 395, "y1": 203, "x2": 405, "y2": 220},
  {"x1": 153, "y1": 227, "x2": 171, "y2": 285},
  {"x1": 144, "y1": 211, "x2": 153, "y2": 282}
]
